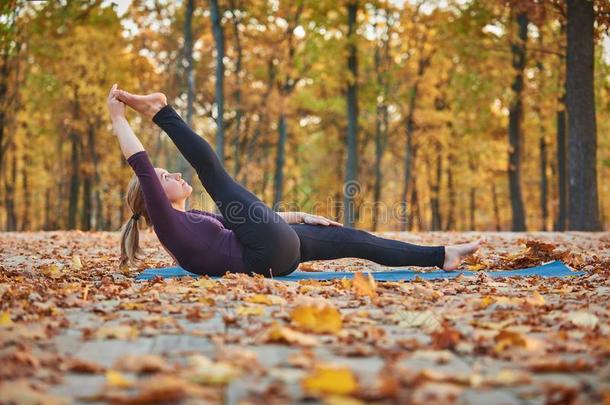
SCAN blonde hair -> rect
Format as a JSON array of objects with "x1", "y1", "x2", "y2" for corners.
[{"x1": 119, "y1": 175, "x2": 151, "y2": 268}]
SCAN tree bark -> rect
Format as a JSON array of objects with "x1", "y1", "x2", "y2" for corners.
[
  {"x1": 273, "y1": 114, "x2": 287, "y2": 210},
  {"x1": 507, "y1": 11, "x2": 527, "y2": 231},
  {"x1": 430, "y1": 141, "x2": 443, "y2": 231},
  {"x1": 178, "y1": 0, "x2": 196, "y2": 186},
  {"x1": 491, "y1": 181, "x2": 501, "y2": 231},
  {"x1": 445, "y1": 149, "x2": 456, "y2": 231},
  {"x1": 229, "y1": 1, "x2": 244, "y2": 178},
  {"x1": 3, "y1": 141, "x2": 16, "y2": 231},
  {"x1": 372, "y1": 9, "x2": 390, "y2": 231},
  {"x1": 209, "y1": 0, "x2": 226, "y2": 165},
  {"x1": 555, "y1": 105, "x2": 568, "y2": 231},
  {"x1": 566, "y1": 0, "x2": 601, "y2": 230},
  {"x1": 67, "y1": 132, "x2": 80, "y2": 230},
  {"x1": 343, "y1": 1, "x2": 359, "y2": 227}
]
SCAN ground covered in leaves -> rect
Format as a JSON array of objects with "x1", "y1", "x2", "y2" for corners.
[{"x1": 0, "y1": 230, "x2": 609, "y2": 404}]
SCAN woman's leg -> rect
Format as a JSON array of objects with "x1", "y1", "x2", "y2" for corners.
[
  {"x1": 152, "y1": 105, "x2": 300, "y2": 276},
  {"x1": 291, "y1": 224, "x2": 445, "y2": 268}
]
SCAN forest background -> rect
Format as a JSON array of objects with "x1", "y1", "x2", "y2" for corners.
[{"x1": 0, "y1": 0, "x2": 609, "y2": 233}]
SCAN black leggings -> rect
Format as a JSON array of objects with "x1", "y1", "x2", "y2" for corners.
[{"x1": 153, "y1": 105, "x2": 445, "y2": 276}]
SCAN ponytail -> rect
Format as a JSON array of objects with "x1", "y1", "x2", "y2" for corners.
[
  {"x1": 119, "y1": 215, "x2": 143, "y2": 268},
  {"x1": 119, "y1": 175, "x2": 150, "y2": 269}
]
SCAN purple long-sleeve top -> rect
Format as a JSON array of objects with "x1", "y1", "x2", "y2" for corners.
[{"x1": 127, "y1": 150, "x2": 248, "y2": 275}]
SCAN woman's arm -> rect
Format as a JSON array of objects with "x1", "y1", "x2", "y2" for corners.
[
  {"x1": 107, "y1": 84, "x2": 144, "y2": 160},
  {"x1": 278, "y1": 211, "x2": 343, "y2": 227}
]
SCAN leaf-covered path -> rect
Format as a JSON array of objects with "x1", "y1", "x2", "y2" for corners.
[{"x1": 0, "y1": 231, "x2": 609, "y2": 404}]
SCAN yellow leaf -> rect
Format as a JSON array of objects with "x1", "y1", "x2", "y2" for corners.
[
  {"x1": 192, "y1": 278, "x2": 216, "y2": 289},
  {"x1": 71, "y1": 254, "x2": 83, "y2": 270},
  {"x1": 525, "y1": 291, "x2": 545, "y2": 306},
  {"x1": 0, "y1": 310, "x2": 13, "y2": 326},
  {"x1": 105, "y1": 370, "x2": 134, "y2": 388},
  {"x1": 478, "y1": 296, "x2": 495, "y2": 309},
  {"x1": 244, "y1": 294, "x2": 286, "y2": 306},
  {"x1": 302, "y1": 364, "x2": 358, "y2": 396},
  {"x1": 43, "y1": 264, "x2": 63, "y2": 279},
  {"x1": 324, "y1": 396, "x2": 366, "y2": 405},
  {"x1": 291, "y1": 303, "x2": 342, "y2": 334},
  {"x1": 352, "y1": 272, "x2": 377, "y2": 298},
  {"x1": 263, "y1": 322, "x2": 318, "y2": 346},
  {"x1": 188, "y1": 355, "x2": 240, "y2": 385},
  {"x1": 493, "y1": 330, "x2": 543, "y2": 354},
  {"x1": 236, "y1": 305, "x2": 265, "y2": 317}
]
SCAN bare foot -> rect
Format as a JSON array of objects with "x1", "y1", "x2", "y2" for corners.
[
  {"x1": 442, "y1": 238, "x2": 484, "y2": 271},
  {"x1": 114, "y1": 89, "x2": 167, "y2": 120}
]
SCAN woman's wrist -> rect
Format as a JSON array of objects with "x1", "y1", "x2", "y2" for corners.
[{"x1": 111, "y1": 115, "x2": 127, "y2": 125}]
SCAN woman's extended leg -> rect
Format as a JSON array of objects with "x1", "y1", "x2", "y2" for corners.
[
  {"x1": 291, "y1": 224, "x2": 446, "y2": 268},
  {"x1": 150, "y1": 103, "x2": 300, "y2": 276}
]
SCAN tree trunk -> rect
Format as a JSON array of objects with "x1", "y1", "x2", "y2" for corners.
[
  {"x1": 3, "y1": 141, "x2": 16, "y2": 231},
  {"x1": 533, "y1": 34, "x2": 548, "y2": 231},
  {"x1": 44, "y1": 187, "x2": 51, "y2": 231},
  {"x1": 539, "y1": 134, "x2": 548, "y2": 231},
  {"x1": 88, "y1": 121, "x2": 103, "y2": 230},
  {"x1": 273, "y1": 114, "x2": 287, "y2": 209},
  {"x1": 372, "y1": 16, "x2": 390, "y2": 232},
  {"x1": 445, "y1": 149, "x2": 456, "y2": 231},
  {"x1": 0, "y1": 2, "x2": 20, "y2": 172},
  {"x1": 555, "y1": 106, "x2": 568, "y2": 231},
  {"x1": 343, "y1": 1, "x2": 359, "y2": 227},
  {"x1": 566, "y1": 0, "x2": 601, "y2": 230},
  {"x1": 401, "y1": 54, "x2": 430, "y2": 231},
  {"x1": 81, "y1": 175, "x2": 91, "y2": 230},
  {"x1": 408, "y1": 169, "x2": 421, "y2": 231},
  {"x1": 430, "y1": 141, "x2": 443, "y2": 231},
  {"x1": 68, "y1": 132, "x2": 80, "y2": 230},
  {"x1": 491, "y1": 182, "x2": 501, "y2": 231},
  {"x1": 178, "y1": 0, "x2": 195, "y2": 186},
  {"x1": 507, "y1": 11, "x2": 527, "y2": 231},
  {"x1": 21, "y1": 141, "x2": 31, "y2": 231},
  {"x1": 469, "y1": 187, "x2": 476, "y2": 231},
  {"x1": 229, "y1": 2, "x2": 244, "y2": 178},
  {"x1": 209, "y1": 0, "x2": 226, "y2": 165}
]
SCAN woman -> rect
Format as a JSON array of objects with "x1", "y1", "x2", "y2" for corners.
[{"x1": 108, "y1": 84, "x2": 482, "y2": 277}]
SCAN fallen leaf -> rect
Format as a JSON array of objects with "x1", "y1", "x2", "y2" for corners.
[
  {"x1": 430, "y1": 322, "x2": 462, "y2": 350},
  {"x1": 71, "y1": 254, "x2": 83, "y2": 270},
  {"x1": 187, "y1": 354, "x2": 241, "y2": 385},
  {"x1": 0, "y1": 379, "x2": 68, "y2": 405},
  {"x1": 0, "y1": 310, "x2": 13, "y2": 326},
  {"x1": 566, "y1": 311, "x2": 599, "y2": 329},
  {"x1": 65, "y1": 357, "x2": 105, "y2": 374},
  {"x1": 263, "y1": 322, "x2": 318, "y2": 346},
  {"x1": 93, "y1": 325, "x2": 139, "y2": 340},
  {"x1": 493, "y1": 330, "x2": 543, "y2": 354},
  {"x1": 236, "y1": 305, "x2": 265, "y2": 317},
  {"x1": 244, "y1": 294, "x2": 286, "y2": 306},
  {"x1": 105, "y1": 370, "x2": 135, "y2": 388},
  {"x1": 302, "y1": 364, "x2": 358, "y2": 396},
  {"x1": 291, "y1": 302, "x2": 342, "y2": 334},
  {"x1": 114, "y1": 354, "x2": 170, "y2": 373},
  {"x1": 352, "y1": 272, "x2": 377, "y2": 297}
]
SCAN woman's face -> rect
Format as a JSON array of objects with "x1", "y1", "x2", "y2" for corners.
[{"x1": 154, "y1": 168, "x2": 193, "y2": 202}]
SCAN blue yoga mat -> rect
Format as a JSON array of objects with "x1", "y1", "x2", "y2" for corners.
[{"x1": 136, "y1": 260, "x2": 583, "y2": 282}]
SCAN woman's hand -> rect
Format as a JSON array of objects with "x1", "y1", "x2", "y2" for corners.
[
  {"x1": 302, "y1": 213, "x2": 343, "y2": 227},
  {"x1": 107, "y1": 83, "x2": 126, "y2": 124}
]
